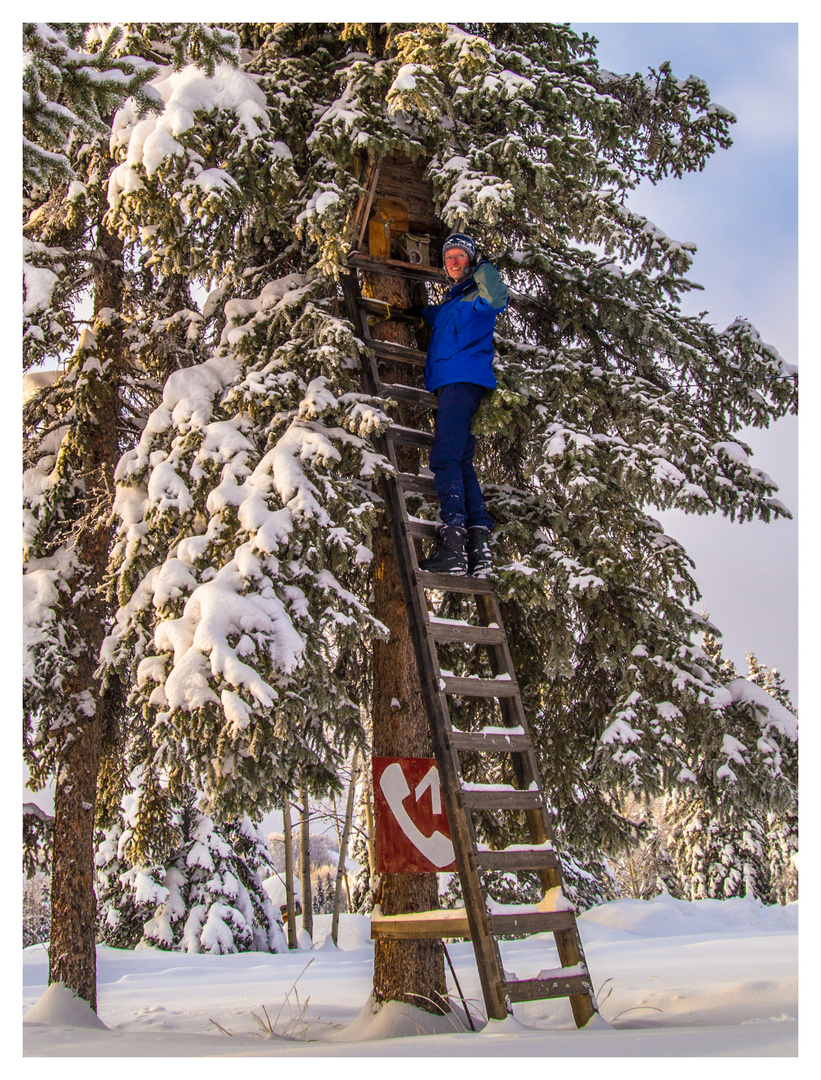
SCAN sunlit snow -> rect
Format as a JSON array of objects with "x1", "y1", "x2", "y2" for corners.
[{"x1": 23, "y1": 894, "x2": 797, "y2": 1057}]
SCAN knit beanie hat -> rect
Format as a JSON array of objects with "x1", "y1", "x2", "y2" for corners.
[{"x1": 442, "y1": 233, "x2": 476, "y2": 262}]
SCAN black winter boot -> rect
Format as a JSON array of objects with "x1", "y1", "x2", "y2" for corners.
[
  {"x1": 467, "y1": 526, "x2": 493, "y2": 577},
  {"x1": 418, "y1": 525, "x2": 468, "y2": 576}
]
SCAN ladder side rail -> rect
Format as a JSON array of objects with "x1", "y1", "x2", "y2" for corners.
[
  {"x1": 472, "y1": 591, "x2": 559, "y2": 813},
  {"x1": 345, "y1": 154, "x2": 385, "y2": 256},
  {"x1": 340, "y1": 271, "x2": 382, "y2": 396},
  {"x1": 388, "y1": 460, "x2": 512, "y2": 1016},
  {"x1": 379, "y1": 473, "x2": 510, "y2": 1020},
  {"x1": 342, "y1": 251, "x2": 597, "y2": 1027},
  {"x1": 471, "y1": 596, "x2": 597, "y2": 1026},
  {"x1": 341, "y1": 270, "x2": 400, "y2": 473},
  {"x1": 379, "y1": 331, "x2": 563, "y2": 1018},
  {"x1": 353, "y1": 159, "x2": 383, "y2": 251},
  {"x1": 382, "y1": 396, "x2": 514, "y2": 1020}
]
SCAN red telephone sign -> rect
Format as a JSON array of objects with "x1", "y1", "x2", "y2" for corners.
[{"x1": 373, "y1": 756, "x2": 456, "y2": 873}]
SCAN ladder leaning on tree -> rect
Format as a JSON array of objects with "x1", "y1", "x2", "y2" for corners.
[{"x1": 339, "y1": 161, "x2": 599, "y2": 1028}]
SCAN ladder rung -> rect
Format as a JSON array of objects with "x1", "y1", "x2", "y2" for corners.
[
  {"x1": 405, "y1": 517, "x2": 438, "y2": 539},
  {"x1": 449, "y1": 728, "x2": 531, "y2": 751},
  {"x1": 369, "y1": 339, "x2": 428, "y2": 367},
  {"x1": 348, "y1": 250, "x2": 449, "y2": 284},
  {"x1": 377, "y1": 382, "x2": 438, "y2": 409},
  {"x1": 394, "y1": 471, "x2": 437, "y2": 496},
  {"x1": 503, "y1": 973, "x2": 594, "y2": 1003},
  {"x1": 428, "y1": 621, "x2": 507, "y2": 645},
  {"x1": 417, "y1": 571, "x2": 495, "y2": 593},
  {"x1": 370, "y1": 908, "x2": 580, "y2": 942},
  {"x1": 461, "y1": 787, "x2": 545, "y2": 811},
  {"x1": 475, "y1": 848, "x2": 560, "y2": 872},
  {"x1": 386, "y1": 425, "x2": 434, "y2": 449},
  {"x1": 442, "y1": 675, "x2": 518, "y2": 698},
  {"x1": 370, "y1": 909, "x2": 471, "y2": 940},
  {"x1": 489, "y1": 910, "x2": 577, "y2": 936}
]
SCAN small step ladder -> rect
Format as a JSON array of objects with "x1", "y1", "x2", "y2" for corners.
[{"x1": 341, "y1": 248, "x2": 598, "y2": 1028}]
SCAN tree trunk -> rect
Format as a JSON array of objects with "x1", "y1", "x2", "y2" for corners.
[
  {"x1": 371, "y1": 521, "x2": 448, "y2": 1014},
  {"x1": 363, "y1": 770, "x2": 376, "y2": 880},
  {"x1": 628, "y1": 853, "x2": 640, "y2": 899},
  {"x1": 332, "y1": 748, "x2": 361, "y2": 944},
  {"x1": 282, "y1": 797, "x2": 298, "y2": 949},
  {"x1": 299, "y1": 787, "x2": 313, "y2": 939},
  {"x1": 48, "y1": 218, "x2": 125, "y2": 1011},
  {"x1": 365, "y1": 266, "x2": 447, "y2": 1015}
]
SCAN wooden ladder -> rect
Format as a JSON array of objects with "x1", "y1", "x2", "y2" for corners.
[{"x1": 341, "y1": 250, "x2": 598, "y2": 1028}]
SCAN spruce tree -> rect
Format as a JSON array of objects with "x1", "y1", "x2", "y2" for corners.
[
  {"x1": 24, "y1": 23, "x2": 161, "y2": 1011},
  {"x1": 23, "y1": 875, "x2": 52, "y2": 949},
  {"x1": 742, "y1": 653, "x2": 798, "y2": 903},
  {"x1": 765, "y1": 810, "x2": 798, "y2": 905},
  {"x1": 667, "y1": 796, "x2": 771, "y2": 899},
  {"x1": 745, "y1": 652, "x2": 797, "y2": 715},
  {"x1": 95, "y1": 821, "x2": 158, "y2": 949},
  {"x1": 23, "y1": 23, "x2": 159, "y2": 190},
  {"x1": 656, "y1": 637, "x2": 797, "y2": 901},
  {"x1": 96, "y1": 796, "x2": 286, "y2": 952},
  {"x1": 23, "y1": 804, "x2": 54, "y2": 949},
  {"x1": 22, "y1": 21, "x2": 253, "y2": 1011},
  {"x1": 702, "y1": 628, "x2": 738, "y2": 682},
  {"x1": 23, "y1": 803, "x2": 54, "y2": 879}
]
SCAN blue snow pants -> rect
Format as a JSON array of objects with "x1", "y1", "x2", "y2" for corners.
[{"x1": 430, "y1": 382, "x2": 493, "y2": 531}]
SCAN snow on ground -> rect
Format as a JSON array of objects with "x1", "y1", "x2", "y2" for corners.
[{"x1": 23, "y1": 894, "x2": 798, "y2": 1063}]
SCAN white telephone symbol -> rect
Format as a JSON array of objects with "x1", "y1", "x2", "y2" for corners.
[{"x1": 379, "y1": 762, "x2": 455, "y2": 868}]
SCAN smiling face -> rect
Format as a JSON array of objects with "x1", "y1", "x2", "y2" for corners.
[{"x1": 444, "y1": 247, "x2": 471, "y2": 281}]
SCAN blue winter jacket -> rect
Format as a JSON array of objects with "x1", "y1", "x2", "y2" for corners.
[{"x1": 422, "y1": 260, "x2": 508, "y2": 392}]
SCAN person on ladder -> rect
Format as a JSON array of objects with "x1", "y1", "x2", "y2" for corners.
[{"x1": 400, "y1": 232, "x2": 508, "y2": 576}]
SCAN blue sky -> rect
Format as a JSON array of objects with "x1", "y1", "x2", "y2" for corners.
[{"x1": 571, "y1": 22, "x2": 799, "y2": 700}]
